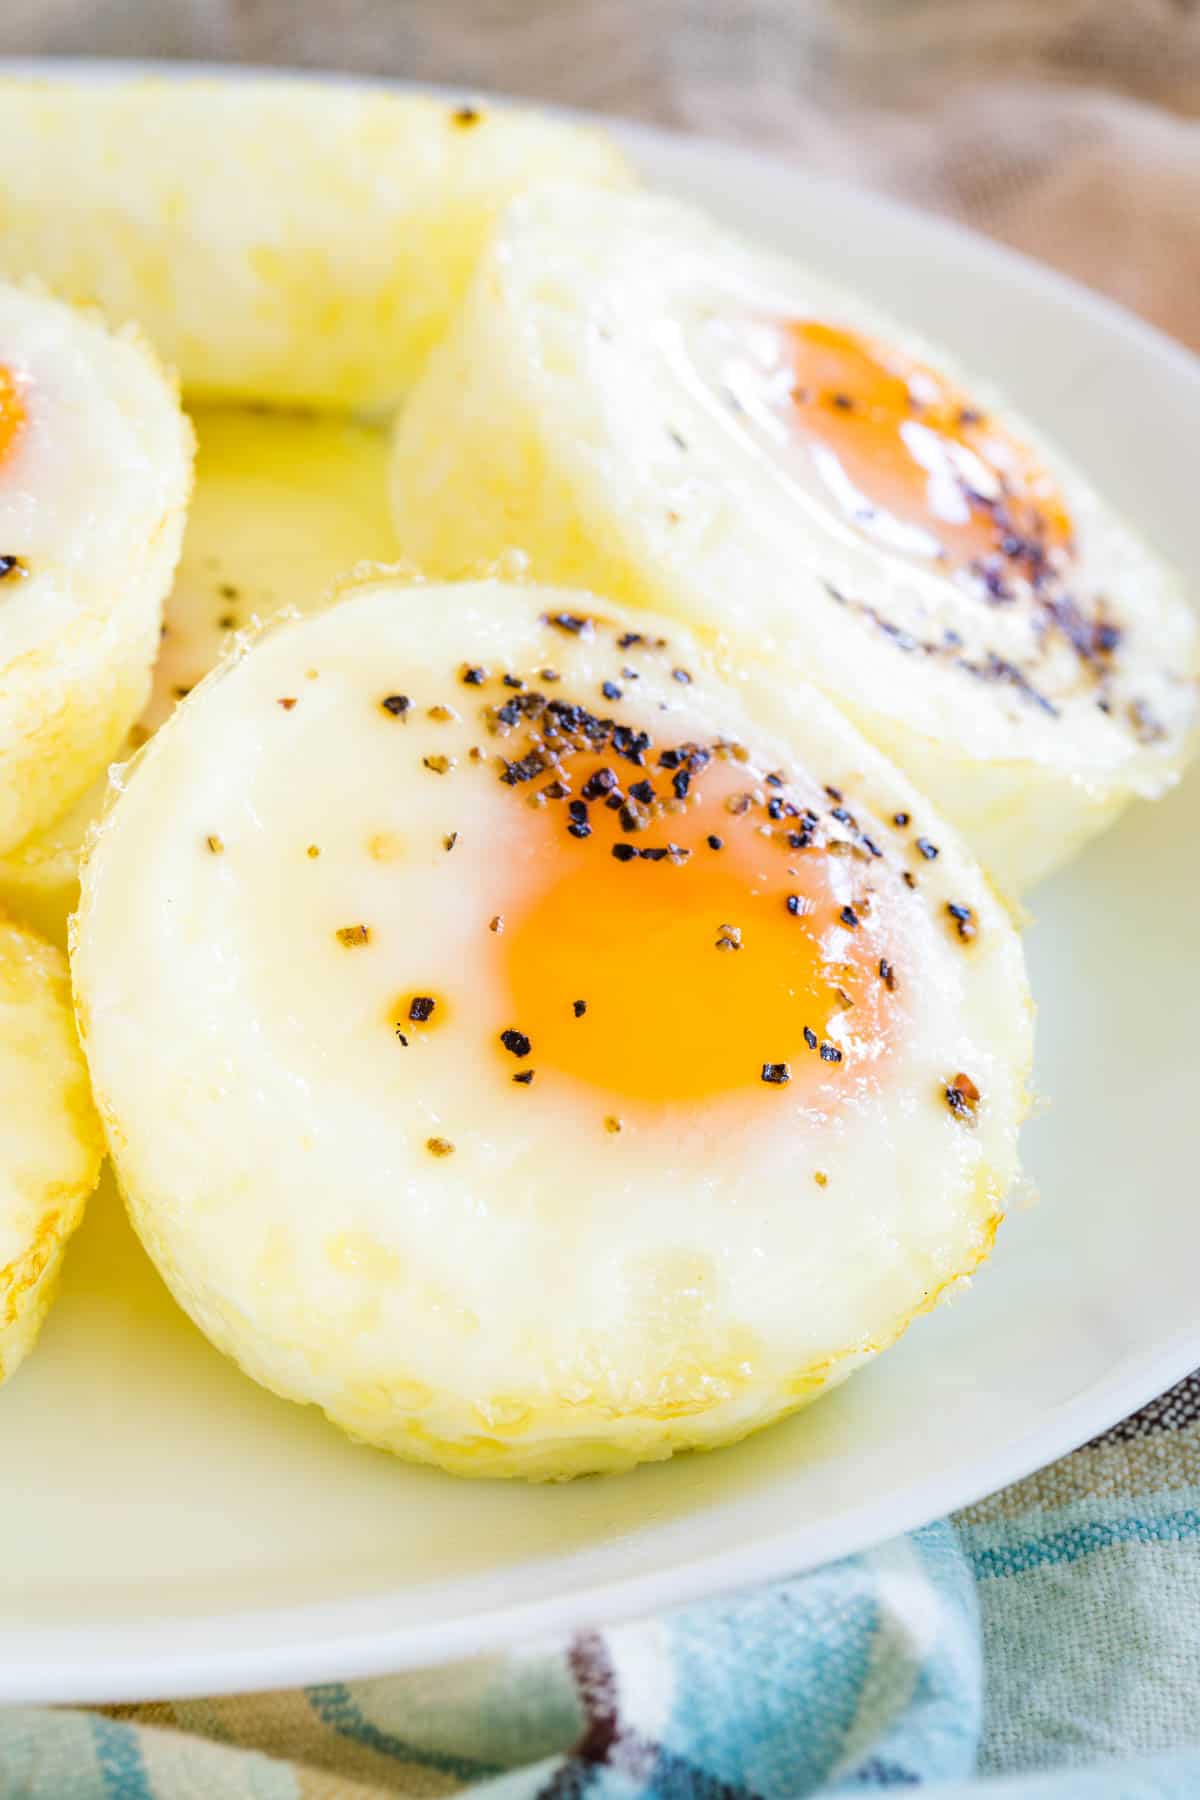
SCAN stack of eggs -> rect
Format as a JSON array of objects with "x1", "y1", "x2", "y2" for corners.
[{"x1": 0, "y1": 77, "x2": 1193, "y2": 1476}]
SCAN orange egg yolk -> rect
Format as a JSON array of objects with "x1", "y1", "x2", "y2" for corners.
[
  {"x1": 504, "y1": 752, "x2": 896, "y2": 1104},
  {"x1": 785, "y1": 321, "x2": 1071, "y2": 570},
  {"x1": 0, "y1": 365, "x2": 25, "y2": 471}
]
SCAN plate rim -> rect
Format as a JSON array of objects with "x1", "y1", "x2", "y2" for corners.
[{"x1": 3, "y1": 54, "x2": 1199, "y2": 1706}]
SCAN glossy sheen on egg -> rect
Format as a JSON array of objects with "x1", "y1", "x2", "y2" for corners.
[
  {"x1": 0, "y1": 278, "x2": 192, "y2": 855},
  {"x1": 74, "y1": 576, "x2": 1032, "y2": 1479},
  {"x1": 0, "y1": 77, "x2": 631, "y2": 410},
  {"x1": 389, "y1": 187, "x2": 1198, "y2": 893},
  {"x1": 0, "y1": 911, "x2": 102, "y2": 1386}
]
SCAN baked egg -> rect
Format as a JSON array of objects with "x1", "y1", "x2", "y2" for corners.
[
  {"x1": 74, "y1": 575, "x2": 1032, "y2": 1478},
  {"x1": 0, "y1": 277, "x2": 191, "y2": 856},
  {"x1": 390, "y1": 188, "x2": 1197, "y2": 892},
  {"x1": 0, "y1": 911, "x2": 102, "y2": 1385}
]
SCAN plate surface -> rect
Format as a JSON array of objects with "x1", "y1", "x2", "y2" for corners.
[{"x1": 3, "y1": 67, "x2": 1200, "y2": 1706}]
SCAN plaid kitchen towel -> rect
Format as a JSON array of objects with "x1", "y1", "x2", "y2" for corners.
[{"x1": 2, "y1": 1373, "x2": 1199, "y2": 1796}]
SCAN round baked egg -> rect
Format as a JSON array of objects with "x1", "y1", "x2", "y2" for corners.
[
  {"x1": 74, "y1": 575, "x2": 1032, "y2": 1479},
  {"x1": 390, "y1": 187, "x2": 1198, "y2": 893},
  {"x1": 0, "y1": 278, "x2": 192, "y2": 855},
  {"x1": 0, "y1": 76, "x2": 632, "y2": 410},
  {"x1": 0, "y1": 911, "x2": 102, "y2": 1386}
]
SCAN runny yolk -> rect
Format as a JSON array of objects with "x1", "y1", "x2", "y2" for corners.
[
  {"x1": 784, "y1": 321, "x2": 1071, "y2": 571},
  {"x1": 0, "y1": 365, "x2": 25, "y2": 471},
  {"x1": 504, "y1": 756, "x2": 895, "y2": 1105}
]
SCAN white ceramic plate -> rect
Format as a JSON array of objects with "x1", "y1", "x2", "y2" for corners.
[{"x1": 2, "y1": 66, "x2": 1199, "y2": 1707}]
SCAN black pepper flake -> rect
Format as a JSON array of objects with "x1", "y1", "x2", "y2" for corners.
[
  {"x1": 879, "y1": 958, "x2": 896, "y2": 990},
  {"x1": 946, "y1": 902, "x2": 977, "y2": 942},
  {"x1": 820, "y1": 1042, "x2": 843, "y2": 1063},
  {"x1": 500, "y1": 1028, "x2": 532, "y2": 1059},
  {"x1": 787, "y1": 831, "x2": 813, "y2": 850},
  {"x1": 512, "y1": 1070, "x2": 535, "y2": 1085},
  {"x1": 765, "y1": 772, "x2": 784, "y2": 788},
  {"x1": 546, "y1": 612, "x2": 593, "y2": 637},
  {"x1": 611, "y1": 724, "x2": 650, "y2": 765},
  {"x1": 831, "y1": 391, "x2": 855, "y2": 411},
  {"x1": 902, "y1": 871, "x2": 917, "y2": 890},
  {"x1": 499, "y1": 750, "x2": 545, "y2": 784},
  {"x1": 945, "y1": 1072, "x2": 981, "y2": 1122},
  {"x1": 409, "y1": 996, "x2": 436, "y2": 1023},
  {"x1": 542, "y1": 781, "x2": 570, "y2": 801},
  {"x1": 707, "y1": 834, "x2": 724, "y2": 851},
  {"x1": 628, "y1": 778, "x2": 655, "y2": 805},
  {"x1": 825, "y1": 785, "x2": 844, "y2": 803},
  {"x1": 839, "y1": 905, "x2": 860, "y2": 929},
  {"x1": 568, "y1": 820, "x2": 592, "y2": 840},
  {"x1": 0, "y1": 556, "x2": 23, "y2": 580},
  {"x1": 495, "y1": 700, "x2": 521, "y2": 726},
  {"x1": 461, "y1": 665, "x2": 486, "y2": 686},
  {"x1": 617, "y1": 632, "x2": 643, "y2": 649},
  {"x1": 672, "y1": 768, "x2": 691, "y2": 800},
  {"x1": 893, "y1": 812, "x2": 910, "y2": 828},
  {"x1": 672, "y1": 667, "x2": 692, "y2": 684},
  {"x1": 218, "y1": 613, "x2": 238, "y2": 631},
  {"x1": 502, "y1": 673, "x2": 524, "y2": 689},
  {"x1": 831, "y1": 806, "x2": 852, "y2": 825},
  {"x1": 540, "y1": 667, "x2": 560, "y2": 682},
  {"x1": 381, "y1": 694, "x2": 411, "y2": 717},
  {"x1": 573, "y1": 1000, "x2": 587, "y2": 1017},
  {"x1": 602, "y1": 680, "x2": 623, "y2": 701},
  {"x1": 761, "y1": 1063, "x2": 791, "y2": 1085},
  {"x1": 803, "y1": 1026, "x2": 818, "y2": 1051},
  {"x1": 862, "y1": 835, "x2": 884, "y2": 859},
  {"x1": 639, "y1": 846, "x2": 669, "y2": 861},
  {"x1": 915, "y1": 837, "x2": 939, "y2": 860},
  {"x1": 394, "y1": 1029, "x2": 409, "y2": 1046},
  {"x1": 786, "y1": 894, "x2": 802, "y2": 916},
  {"x1": 582, "y1": 767, "x2": 617, "y2": 800}
]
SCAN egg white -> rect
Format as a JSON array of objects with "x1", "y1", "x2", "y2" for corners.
[
  {"x1": 0, "y1": 278, "x2": 192, "y2": 856},
  {"x1": 73, "y1": 574, "x2": 1032, "y2": 1479},
  {"x1": 0, "y1": 406, "x2": 395, "y2": 940},
  {"x1": 0, "y1": 77, "x2": 632, "y2": 411},
  {"x1": 0, "y1": 911, "x2": 103, "y2": 1385},
  {"x1": 390, "y1": 187, "x2": 1197, "y2": 893}
]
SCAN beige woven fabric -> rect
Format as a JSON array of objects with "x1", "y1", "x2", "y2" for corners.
[{"x1": 6, "y1": 0, "x2": 1200, "y2": 347}]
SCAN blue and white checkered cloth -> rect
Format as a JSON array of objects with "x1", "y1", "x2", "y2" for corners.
[{"x1": 4, "y1": 1372, "x2": 1199, "y2": 1798}]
